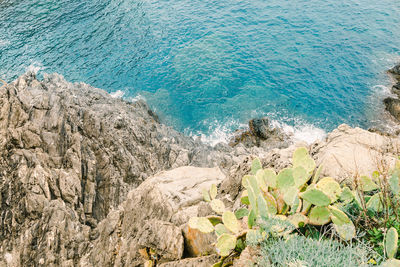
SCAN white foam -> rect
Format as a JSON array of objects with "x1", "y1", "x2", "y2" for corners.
[
  {"x1": 272, "y1": 120, "x2": 327, "y2": 144},
  {"x1": 130, "y1": 94, "x2": 145, "y2": 102},
  {"x1": 187, "y1": 117, "x2": 326, "y2": 146},
  {"x1": 110, "y1": 90, "x2": 125, "y2": 98},
  {"x1": 26, "y1": 62, "x2": 44, "y2": 74},
  {"x1": 0, "y1": 39, "x2": 10, "y2": 46},
  {"x1": 186, "y1": 119, "x2": 246, "y2": 146}
]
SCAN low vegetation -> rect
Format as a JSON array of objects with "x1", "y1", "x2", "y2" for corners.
[{"x1": 189, "y1": 147, "x2": 400, "y2": 266}]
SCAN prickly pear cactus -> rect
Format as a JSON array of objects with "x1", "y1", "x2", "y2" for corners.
[{"x1": 386, "y1": 227, "x2": 399, "y2": 259}]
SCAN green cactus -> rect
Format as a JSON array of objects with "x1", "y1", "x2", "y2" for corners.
[
  {"x1": 222, "y1": 211, "x2": 241, "y2": 234},
  {"x1": 248, "y1": 209, "x2": 256, "y2": 229},
  {"x1": 386, "y1": 227, "x2": 398, "y2": 259},
  {"x1": 300, "y1": 188, "x2": 331, "y2": 207},
  {"x1": 210, "y1": 184, "x2": 218, "y2": 200},
  {"x1": 293, "y1": 166, "x2": 309, "y2": 188},
  {"x1": 215, "y1": 224, "x2": 230, "y2": 237},
  {"x1": 308, "y1": 206, "x2": 331, "y2": 225},
  {"x1": 316, "y1": 177, "x2": 341, "y2": 202},
  {"x1": 263, "y1": 191, "x2": 278, "y2": 215},
  {"x1": 292, "y1": 147, "x2": 316, "y2": 173},
  {"x1": 235, "y1": 208, "x2": 249, "y2": 219},
  {"x1": 339, "y1": 186, "x2": 354, "y2": 203},
  {"x1": 282, "y1": 186, "x2": 299, "y2": 207},
  {"x1": 210, "y1": 199, "x2": 226, "y2": 215},
  {"x1": 277, "y1": 168, "x2": 295, "y2": 190},
  {"x1": 366, "y1": 193, "x2": 383, "y2": 212},
  {"x1": 189, "y1": 217, "x2": 214, "y2": 233},
  {"x1": 251, "y1": 157, "x2": 262, "y2": 175},
  {"x1": 359, "y1": 175, "x2": 378, "y2": 192},
  {"x1": 240, "y1": 190, "x2": 250, "y2": 205},
  {"x1": 202, "y1": 188, "x2": 211, "y2": 202},
  {"x1": 257, "y1": 194, "x2": 270, "y2": 218},
  {"x1": 264, "y1": 169, "x2": 277, "y2": 189},
  {"x1": 330, "y1": 206, "x2": 355, "y2": 241},
  {"x1": 256, "y1": 169, "x2": 269, "y2": 192},
  {"x1": 390, "y1": 171, "x2": 400, "y2": 195},
  {"x1": 288, "y1": 213, "x2": 309, "y2": 228},
  {"x1": 216, "y1": 233, "x2": 237, "y2": 257}
]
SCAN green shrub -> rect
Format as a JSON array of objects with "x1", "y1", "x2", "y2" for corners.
[{"x1": 256, "y1": 234, "x2": 378, "y2": 267}]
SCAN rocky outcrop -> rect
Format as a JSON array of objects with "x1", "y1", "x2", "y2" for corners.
[
  {"x1": 2, "y1": 72, "x2": 400, "y2": 266},
  {"x1": 0, "y1": 73, "x2": 240, "y2": 266},
  {"x1": 229, "y1": 117, "x2": 289, "y2": 149},
  {"x1": 384, "y1": 63, "x2": 400, "y2": 121},
  {"x1": 312, "y1": 124, "x2": 400, "y2": 181},
  {"x1": 80, "y1": 166, "x2": 225, "y2": 266}
]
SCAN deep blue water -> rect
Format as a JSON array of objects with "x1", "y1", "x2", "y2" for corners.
[{"x1": 1, "y1": 0, "x2": 400, "y2": 143}]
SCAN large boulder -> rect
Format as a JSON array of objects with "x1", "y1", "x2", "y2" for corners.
[
  {"x1": 81, "y1": 166, "x2": 225, "y2": 266},
  {"x1": 312, "y1": 124, "x2": 400, "y2": 181}
]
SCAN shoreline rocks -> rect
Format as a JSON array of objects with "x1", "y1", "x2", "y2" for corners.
[
  {"x1": 1, "y1": 72, "x2": 400, "y2": 266},
  {"x1": 384, "y1": 63, "x2": 400, "y2": 121},
  {"x1": 229, "y1": 117, "x2": 290, "y2": 150}
]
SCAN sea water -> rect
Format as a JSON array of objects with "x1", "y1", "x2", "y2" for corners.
[{"x1": 1, "y1": 0, "x2": 399, "y2": 144}]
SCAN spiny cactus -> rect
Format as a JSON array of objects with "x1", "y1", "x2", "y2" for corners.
[
  {"x1": 189, "y1": 147, "x2": 363, "y2": 263},
  {"x1": 386, "y1": 227, "x2": 398, "y2": 259}
]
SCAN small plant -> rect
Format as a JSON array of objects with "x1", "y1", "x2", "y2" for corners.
[{"x1": 256, "y1": 230, "x2": 379, "y2": 267}]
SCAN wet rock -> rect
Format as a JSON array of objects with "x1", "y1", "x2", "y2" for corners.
[
  {"x1": 384, "y1": 97, "x2": 400, "y2": 121},
  {"x1": 229, "y1": 117, "x2": 289, "y2": 149},
  {"x1": 389, "y1": 63, "x2": 400, "y2": 76}
]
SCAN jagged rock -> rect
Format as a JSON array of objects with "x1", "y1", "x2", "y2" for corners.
[
  {"x1": 233, "y1": 246, "x2": 261, "y2": 267},
  {"x1": 136, "y1": 220, "x2": 184, "y2": 263},
  {"x1": 0, "y1": 73, "x2": 238, "y2": 266},
  {"x1": 229, "y1": 117, "x2": 289, "y2": 149},
  {"x1": 389, "y1": 63, "x2": 400, "y2": 76},
  {"x1": 312, "y1": 124, "x2": 400, "y2": 181},
  {"x1": 384, "y1": 97, "x2": 400, "y2": 121},
  {"x1": 392, "y1": 82, "x2": 400, "y2": 97},
  {"x1": 81, "y1": 166, "x2": 225, "y2": 266}
]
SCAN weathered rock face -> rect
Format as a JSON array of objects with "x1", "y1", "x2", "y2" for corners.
[
  {"x1": 2, "y1": 71, "x2": 400, "y2": 266},
  {"x1": 312, "y1": 124, "x2": 400, "y2": 181},
  {"x1": 385, "y1": 63, "x2": 400, "y2": 121},
  {"x1": 80, "y1": 166, "x2": 225, "y2": 266},
  {"x1": 0, "y1": 73, "x2": 238, "y2": 266}
]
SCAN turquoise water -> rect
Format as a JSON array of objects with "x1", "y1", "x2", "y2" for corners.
[{"x1": 1, "y1": 0, "x2": 400, "y2": 142}]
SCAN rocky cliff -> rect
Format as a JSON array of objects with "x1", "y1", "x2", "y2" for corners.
[{"x1": 1, "y1": 72, "x2": 400, "y2": 266}]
